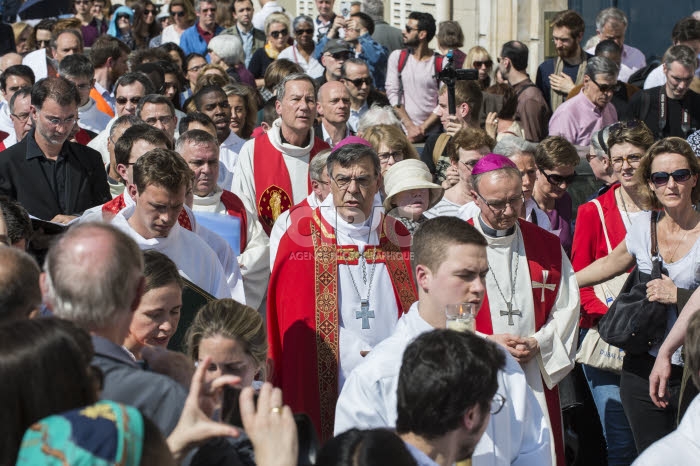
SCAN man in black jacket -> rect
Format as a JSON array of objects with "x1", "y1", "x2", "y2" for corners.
[{"x1": 0, "y1": 76, "x2": 110, "y2": 222}]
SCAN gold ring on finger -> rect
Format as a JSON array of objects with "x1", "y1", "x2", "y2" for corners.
[{"x1": 270, "y1": 406, "x2": 282, "y2": 414}]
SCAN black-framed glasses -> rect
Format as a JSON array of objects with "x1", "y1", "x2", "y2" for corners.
[
  {"x1": 116, "y1": 96, "x2": 142, "y2": 106},
  {"x1": 589, "y1": 75, "x2": 621, "y2": 94},
  {"x1": 74, "y1": 0, "x2": 91, "y2": 4},
  {"x1": 472, "y1": 60, "x2": 493, "y2": 68},
  {"x1": 650, "y1": 169, "x2": 693, "y2": 187},
  {"x1": 476, "y1": 191, "x2": 523, "y2": 213},
  {"x1": 171, "y1": 10, "x2": 185, "y2": 17},
  {"x1": 491, "y1": 393, "x2": 507, "y2": 415},
  {"x1": 295, "y1": 28, "x2": 313, "y2": 35},
  {"x1": 611, "y1": 153, "x2": 643, "y2": 167},
  {"x1": 377, "y1": 150, "x2": 403, "y2": 163},
  {"x1": 344, "y1": 77, "x2": 371, "y2": 88},
  {"x1": 405, "y1": 25, "x2": 419, "y2": 33},
  {"x1": 270, "y1": 29, "x2": 288, "y2": 39},
  {"x1": 539, "y1": 168, "x2": 576, "y2": 186}
]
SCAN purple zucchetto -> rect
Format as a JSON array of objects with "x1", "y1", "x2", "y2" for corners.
[
  {"x1": 471, "y1": 153, "x2": 518, "y2": 175},
  {"x1": 332, "y1": 136, "x2": 372, "y2": 152}
]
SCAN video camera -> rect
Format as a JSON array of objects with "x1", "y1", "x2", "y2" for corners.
[{"x1": 435, "y1": 50, "x2": 479, "y2": 115}]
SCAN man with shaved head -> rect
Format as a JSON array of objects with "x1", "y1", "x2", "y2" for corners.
[{"x1": 314, "y1": 80, "x2": 352, "y2": 147}]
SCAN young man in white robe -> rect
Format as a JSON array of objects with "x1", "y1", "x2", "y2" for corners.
[
  {"x1": 110, "y1": 148, "x2": 245, "y2": 301},
  {"x1": 467, "y1": 154, "x2": 580, "y2": 466},
  {"x1": 178, "y1": 129, "x2": 270, "y2": 309},
  {"x1": 335, "y1": 215, "x2": 552, "y2": 465}
]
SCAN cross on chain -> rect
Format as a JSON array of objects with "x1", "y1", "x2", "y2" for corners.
[
  {"x1": 356, "y1": 299, "x2": 375, "y2": 329},
  {"x1": 532, "y1": 270, "x2": 556, "y2": 302},
  {"x1": 500, "y1": 302, "x2": 522, "y2": 326}
]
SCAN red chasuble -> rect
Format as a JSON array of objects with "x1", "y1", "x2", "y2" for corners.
[
  {"x1": 267, "y1": 209, "x2": 416, "y2": 442},
  {"x1": 220, "y1": 189, "x2": 248, "y2": 253},
  {"x1": 102, "y1": 194, "x2": 193, "y2": 231},
  {"x1": 470, "y1": 219, "x2": 566, "y2": 466},
  {"x1": 252, "y1": 133, "x2": 329, "y2": 235}
]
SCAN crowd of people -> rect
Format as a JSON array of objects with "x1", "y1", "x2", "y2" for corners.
[{"x1": 4, "y1": 0, "x2": 700, "y2": 465}]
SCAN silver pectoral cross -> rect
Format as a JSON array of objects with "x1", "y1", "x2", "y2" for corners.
[
  {"x1": 500, "y1": 302, "x2": 522, "y2": 326},
  {"x1": 356, "y1": 299, "x2": 375, "y2": 329},
  {"x1": 532, "y1": 270, "x2": 556, "y2": 302}
]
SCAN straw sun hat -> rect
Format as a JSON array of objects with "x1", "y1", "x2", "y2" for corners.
[{"x1": 383, "y1": 159, "x2": 444, "y2": 212}]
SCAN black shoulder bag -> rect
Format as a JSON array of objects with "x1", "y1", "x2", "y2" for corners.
[{"x1": 598, "y1": 211, "x2": 670, "y2": 355}]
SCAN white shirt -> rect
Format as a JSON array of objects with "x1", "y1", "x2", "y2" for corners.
[
  {"x1": 252, "y1": 1, "x2": 284, "y2": 31},
  {"x1": 191, "y1": 185, "x2": 270, "y2": 310},
  {"x1": 335, "y1": 302, "x2": 553, "y2": 466},
  {"x1": 111, "y1": 205, "x2": 244, "y2": 301},
  {"x1": 644, "y1": 65, "x2": 666, "y2": 90},
  {"x1": 423, "y1": 197, "x2": 462, "y2": 218},
  {"x1": 218, "y1": 130, "x2": 247, "y2": 192},
  {"x1": 88, "y1": 116, "x2": 117, "y2": 166},
  {"x1": 348, "y1": 102, "x2": 368, "y2": 133},
  {"x1": 632, "y1": 394, "x2": 700, "y2": 465},
  {"x1": 0, "y1": 101, "x2": 16, "y2": 147},
  {"x1": 160, "y1": 24, "x2": 183, "y2": 46},
  {"x1": 79, "y1": 98, "x2": 112, "y2": 134},
  {"x1": 457, "y1": 199, "x2": 553, "y2": 231},
  {"x1": 269, "y1": 191, "x2": 322, "y2": 272},
  {"x1": 277, "y1": 44, "x2": 325, "y2": 79}
]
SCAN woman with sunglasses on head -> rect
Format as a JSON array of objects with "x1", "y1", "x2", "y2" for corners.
[
  {"x1": 465, "y1": 46, "x2": 493, "y2": 90},
  {"x1": 576, "y1": 136, "x2": 700, "y2": 455},
  {"x1": 248, "y1": 13, "x2": 291, "y2": 89},
  {"x1": 571, "y1": 120, "x2": 654, "y2": 466},
  {"x1": 532, "y1": 136, "x2": 580, "y2": 256},
  {"x1": 107, "y1": 5, "x2": 136, "y2": 50},
  {"x1": 161, "y1": 0, "x2": 195, "y2": 47},
  {"x1": 277, "y1": 15, "x2": 324, "y2": 79}
]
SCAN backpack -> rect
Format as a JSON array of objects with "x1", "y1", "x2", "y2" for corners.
[
  {"x1": 397, "y1": 48, "x2": 444, "y2": 106},
  {"x1": 627, "y1": 58, "x2": 662, "y2": 89}
]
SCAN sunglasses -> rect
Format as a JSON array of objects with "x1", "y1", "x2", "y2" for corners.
[
  {"x1": 74, "y1": 0, "x2": 91, "y2": 4},
  {"x1": 330, "y1": 51, "x2": 353, "y2": 60},
  {"x1": 295, "y1": 28, "x2": 313, "y2": 35},
  {"x1": 405, "y1": 25, "x2": 419, "y2": 33},
  {"x1": 589, "y1": 75, "x2": 621, "y2": 94},
  {"x1": 37, "y1": 39, "x2": 51, "y2": 47},
  {"x1": 270, "y1": 29, "x2": 288, "y2": 39},
  {"x1": 609, "y1": 119, "x2": 642, "y2": 135},
  {"x1": 473, "y1": 60, "x2": 493, "y2": 68},
  {"x1": 116, "y1": 96, "x2": 142, "y2": 105},
  {"x1": 344, "y1": 77, "x2": 371, "y2": 88},
  {"x1": 539, "y1": 168, "x2": 576, "y2": 186},
  {"x1": 650, "y1": 169, "x2": 693, "y2": 187},
  {"x1": 144, "y1": 8, "x2": 156, "y2": 15},
  {"x1": 116, "y1": 13, "x2": 131, "y2": 21},
  {"x1": 171, "y1": 10, "x2": 185, "y2": 17}
]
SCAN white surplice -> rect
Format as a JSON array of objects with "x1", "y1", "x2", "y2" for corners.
[
  {"x1": 218, "y1": 131, "x2": 247, "y2": 192},
  {"x1": 473, "y1": 218, "x2": 579, "y2": 462},
  {"x1": 269, "y1": 192, "x2": 322, "y2": 272},
  {"x1": 335, "y1": 302, "x2": 553, "y2": 466},
  {"x1": 231, "y1": 118, "x2": 318, "y2": 221},
  {"x1": 316, "y1": 195, "x2": 399, "y2": 388},
  {"x1": 192, "y1": 185, "x2": 270, "y2": 309},
  {"x1": 111, "y1": 205, "x2": 244, "y2": 301},
  {"x1": 458, "y1": 199, "x2": 552, "y2": 231}
]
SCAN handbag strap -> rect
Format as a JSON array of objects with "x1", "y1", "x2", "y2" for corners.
[
  {"x1": 592, "y1": 199, "x2": 613, "y2": 253},
  {"x1": 650, "y1": 210, "x2": 660, "y2": 257}
]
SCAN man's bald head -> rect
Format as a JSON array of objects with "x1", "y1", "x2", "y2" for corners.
[
  {"x1": 0, "y1": 247, "x2": 41, "y2": 323},
  {"x1": 44, "y1": 223, "x2": 144, "y2": 338},
  {"x1": 317, "y1": 81, "x2": 351, "y2": 126},
  {"x1": 0, "y1": 53, "x2": 22, "y2": 73},
  {"x1": 318, "y1": 81, "x2": 349, "y2": 102}
]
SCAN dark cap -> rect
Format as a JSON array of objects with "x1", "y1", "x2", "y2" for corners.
[{"x1": 323, "y1": 39, "x2": 352, "y2": 54}]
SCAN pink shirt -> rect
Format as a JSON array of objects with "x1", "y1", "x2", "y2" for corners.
[
  {"x1": 548, "y1": 90, "x2": 618, "y2": 146},
  {"x1": 385, "y1": 50, "x2": 442, "y2": 126}
]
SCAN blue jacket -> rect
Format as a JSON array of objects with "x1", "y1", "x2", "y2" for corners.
[{"x1": 314, "y1": 34, "x2": 388, "y2": 91}]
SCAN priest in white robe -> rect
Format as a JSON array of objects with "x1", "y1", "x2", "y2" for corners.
[
  {"x1": 467, "y1": 154, "x2": 580, "y2": 466},
  {"x1": 335, "y1": 215, "x2": 552, "y2": 466}
]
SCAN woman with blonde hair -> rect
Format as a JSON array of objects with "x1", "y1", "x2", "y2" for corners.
[
  {"x1": 362, "y1": 124, "x2": 418, "y2": 176},
  {"x1": 185, "y1": 299, "x2": 268, "y2": 387},
  {"x1": 161, "y1": 0, "x2": 196, "y2": 46},
  {"x1": 248, "y1": 13, "x2": 291, "y2": 88},
  {"x1": 465, "y1": 46, "x2": 494, "y2": 90},
  {"x1": 11, "y1": 23, "x2": 33, "y2": 55}
]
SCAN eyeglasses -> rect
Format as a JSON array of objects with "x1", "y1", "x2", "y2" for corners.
[
  {"x1": 171, "y1": 10, "x2": 185, "y2": 17},
  {"x1": 490, "y1": 393, "x2": 507, "y2": 415},
  {"x1": 329, "y1": 51, "x2": 353, "y2": 61},
  {"x1": 611, "y1": 153, "x2": 643, "y2": 167},
  {"x1": 472, "y1": 60, "x2": 493, "y2": 68},
  {"x1": 40, "y1": 112, "x2": 78, "y2": 127},
  {"x1": 539, "y1": 168, "x2": 576, "y2": 186},
  {"x1": 377, "y1": 151, "x2": 403, "y2": 163},
  {"x1": 116, "y1": 96, "x2": 142, "y2": 106},
  {"x1": 295, "y1": 28, "x2": 313, "y2": 35},
  {"x1": 460, "y1": 159, "x2": 480, "y2": 170},
  {"x1": 270, "y1": 29, "x2": 289, "y2": 39},
  {"x1": 74, "y1": 0, "x2": 91, "y2": 4},
  {"x1": 589, "y1": 75, "x2": 621, "y2": 94},
  {"x1": 36, "y1": 39, "x2": 51, "y2": 48},
  {"x1": 344, "y1": 77, "x2": 372, "y2": 88},
  {"x1": 144, "y1": 115, "x2": 175, "y2": 125},
  {"x1": 200, "y1": 7, "x2": 216, "y2": 13},
  {"x1": 10, "y1": 112, "x2": 30, "y2": 122},
  {"x1": 650, "y1": 169, "x2": 693, "y2": 187},
  {"x1": 116, "y1": 13, "x2": 131, "y2": 21},
  {"x1": 333, "y1": 175, "x2": 374, "y2": 190},
  {"x1": 144, "y1": 8, "x2": 156, "y2": 15},
  {"x1": 187, "y1": 64, "x2": 205, "y2": 73},
  {"x1": 476, "y1": 191, "x2": 524, "y2": 213},
  {"x1": 405, "y1": 25, "x2": 419, "y2": 33}
]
